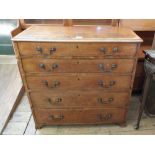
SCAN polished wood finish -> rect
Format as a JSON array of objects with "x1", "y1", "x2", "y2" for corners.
[
  {"x1": 30, "y1": 91, "x2": 130, "y2": 108},
  {"x1": 12, "y1": 26, "x2": 142, "y2": 42},
  {"x1": 19, "y1": 19, "x2": 64, "y2": 29},
  {"x1": 119, "y1": 19, "x2": 155, "y2": 31},
  {"x1": 34, "y1": 108, "x2": 126, "y2": 125},
  {"x1": 12, "y1": 25, "x2": 142, "y2": 128},
  {"x1": 17, "y1": 42, "x2": 138, "y2": 57},
  {"x1": 26, "y1": 74, "x2": 132, "y2": 91},
  {"x1": 19, "y1": 19, "x2": 118, "y2": 29},
  {"x1": 22, "y1": 58, "x2": 135, "y2": 74},
  {"x1": 72, "y1": 19, "x2": 118, "y2": 26}
]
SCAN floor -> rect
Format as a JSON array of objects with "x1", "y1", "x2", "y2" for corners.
[
  {"x1": 0, "y1": 56, "x2": 23, "y2": 133},
  {"x1": 2, "y1": 93, "x2": 155, "y2": 135}
]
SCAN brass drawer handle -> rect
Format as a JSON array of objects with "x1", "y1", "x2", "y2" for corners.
[
  {"x1": 98, "y1": 80, "x2": 116, "y2": 88},
  {"x1": 36, "y1": 46, "x2": 43, "y2": 54},
  {"x1": 51, "y1": 63, "x2": 59, "y2": 70},
  {"x1": 42, "y1": 80, "x2": 60, "y2": 89},
  {"x1": 47, "y1": 98, "x2": 62, "y2": 105},
  {"x1": 39, "y1": 63, "x2": 59, "y2": 72},
  {"x1": 39, "y1": 63, "x2": 46, "y2": 70},
  {"x1": 99, "y1": 63, "x2": 117, "y2": 72},
  {"x1": 49, "y1": 114, "x2": 64, "y2": 120},
  {"x1": 97, "y1": 97, "x2": 114, "y2": 104},
  {"x1": 98, "y1": 80, "x2": 104, "y2": 87},
  {"x1": 113, "y1": 47, "x2": 119, "y2": 53},
  {"x1": 111, "y1": 64, "x2": 117, "y2": 69},
  {"x1": 100, "y1": 47, "x2": 107, "y2": 54},
  {"x1": 99, "y1": 63, "x2": 104, "y2": 71},
  {"x1": 52, "y1": 81, "x2": 60, "y2": 88},
  {"x1": 97, "y1": 113, "x2": 112, "y2": 121},
  {"x1": 109, "y1": 80, "x2": 116, "y2": 87},
  {"x1": 50, "y1": 47, "x2": 56, "y2": 54}
]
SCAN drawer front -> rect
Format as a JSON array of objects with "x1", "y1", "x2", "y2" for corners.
[
  {"x1": 22, "y1": 58, "x2": 135, "y2": 74},
  {"x1": 18, "y1": 42, "x2": 137, "y2": 57},
  {"x1": 18, "y1": 42, "x2": 72, "y2": 57},
  {"x1": 34, "y1": 108, "x2": 126, "y2": 125},
  {"x1": 26, "y1": 74, "x2": 132, "y2": 91},
  {"x1": 30, "y1": 91, "x2": 130, "y2": 108}
]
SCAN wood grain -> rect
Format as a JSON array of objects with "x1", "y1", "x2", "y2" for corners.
[
  {"x1": 12, "y1": 26, "x2": 142, "y2": 42},
  {"x1": 17, "y1": 42, "x2": 138, "y2": 57},
  {"x1": 34, "y1": 108, "x2": 126, "y2": 125},
  {"x1": 22, "y1": 58, "x2": 135, "y2": 74},
  {"x1": 12, "y1": 25, "x2": 141, "y2": 128},
  {"x1": 119, "y1": 19, "x2": 155, "y2": 31},
  {"x1": 29, "y1": 91, "x2": 130, "y2": 108},
  {"x1": 26, "y1": 74, "x2": 132, "y2": 91}
]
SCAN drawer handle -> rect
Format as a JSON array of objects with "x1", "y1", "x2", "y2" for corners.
[
  {"x1": 36, "y1": 46, "x2": 43, "y2": 54},
  {"x1": 99, "y1": 63, "x2": 104, "y2": 71},
  {"x1": 113, "y1": 47, "x2": 119, "y2": 53},
  {"x1": 98, "y1": 80, "x2": 116, "y2": 88},
  {"x1": 99, "y1": 63, "x2": 117, "y2": 72},
  {"x1": 49, "y1": 114, "x2": 64, "y2": 120},
  {"x1": 52, "y1": 81, "x2": 60, "y2": 88},
  {"x1": 100, "y1": 47, "x2": 107, "y2": 54},
  {"x1": 42, "y1": 80, "x2": 60, "y2": 89},
  {"x1": 111, "y1": 64, "x2": 117, "y2": 69},
  {"x1": 50, "y1": 47, "x2": 56, "y2": 54},
  {"x1": 51, "y1": 63, "x2": 59, "y2": 70},
  {"x1": 97, "y1": 97, "x2": 114, "y2": 104},
  {"x1": 97, "y1": 113, "x2": 112, "y2": 121},
  {"x1": 47, "y1": 98, "x2": 62, "y2": 105},
  {"x1": 39, "y1": 63, "x2": 46, "y2": 70}
]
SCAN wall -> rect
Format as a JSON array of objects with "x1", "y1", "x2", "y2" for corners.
[{"x1": 0, "y1": 19, "x2": 18, "y2": 55}]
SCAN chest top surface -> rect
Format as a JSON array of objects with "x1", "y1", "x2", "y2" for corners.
[{"x1": 12, "y1": 25, "x2": 143, "y2": 43}]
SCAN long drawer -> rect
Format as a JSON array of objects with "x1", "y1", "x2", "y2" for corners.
[
  {"x1": 29, "y1": 91, "x2": 130, "y2": 108},
  {"x1": 34, "y1": 108, "x2": 126, "y2": 125},
  {"x1": 26, "y1": 74, "x2": 132, "y2": 91},
  {"x1": 22, "y1": 58, "x2": 135, "y2": 74},
  {"x1": 18, "y1": 42, "x2": 137, "y2": 57}
]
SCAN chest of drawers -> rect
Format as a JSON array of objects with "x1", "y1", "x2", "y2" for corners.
[{"x1": 12, "y1": 26, "x2": 142, "y2": 128}]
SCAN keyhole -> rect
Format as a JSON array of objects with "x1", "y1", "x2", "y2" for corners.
[
  {"x1": 77, "y1": 61, "x2": 80, "y2": 64},
  {"x1": 77, "y1": 78, "x2": 80, "y2": 80},
  {"x1": 76, "y1": 45, "x2": 79, "y2": 49}
]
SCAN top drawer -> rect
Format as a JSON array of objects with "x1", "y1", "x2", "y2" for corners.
[{"x1": 17, "y1": 42, "x2": 137, "y2": 57}]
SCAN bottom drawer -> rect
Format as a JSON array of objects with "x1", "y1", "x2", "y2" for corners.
[{"x1": 34, "y1": 108, "x2": 126, "y2": 125}]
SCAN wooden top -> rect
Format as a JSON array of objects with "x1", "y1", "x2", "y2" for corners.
[
  {"x1": 119, "y1": 19, "x2": 155, "y2": 31},
  {"x1": 12, "y1": 25, "x2": 143, "y2": 43}
]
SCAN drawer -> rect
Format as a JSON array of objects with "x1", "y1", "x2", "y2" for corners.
[
  {"x1": 30, "y1": 91, "x2": 130, "y2": 108},
  {"x1": 18, "y1": 42, "x2": 137, "y2": 57},
  {"x1": 34, "y1": 108, "x2": 126, "y2": 125},
  {"x1": 22, "y1": 58, "x2": 135, "y2": 74},
  {"x1": 26, "y1": 74, "x2": 132, "y2": 91}
]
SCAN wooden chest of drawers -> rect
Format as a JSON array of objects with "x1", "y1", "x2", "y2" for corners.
[{"x1": 12, "y1": 26, "x2": 142, "y2": 128}]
